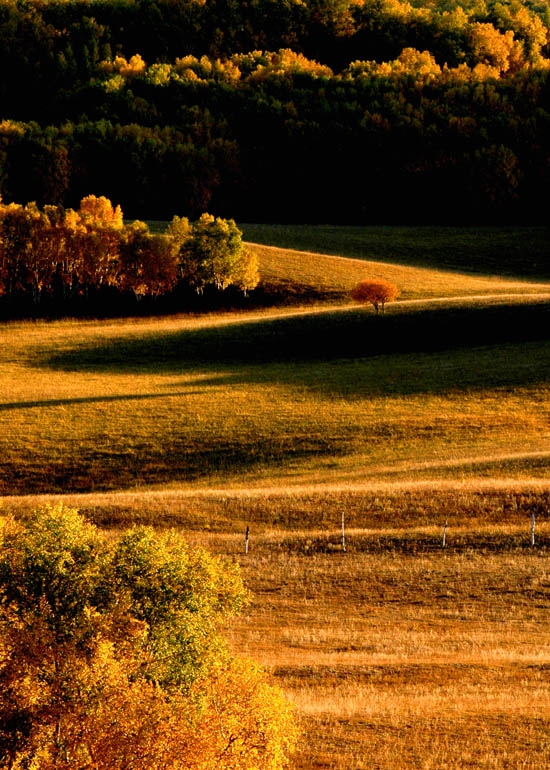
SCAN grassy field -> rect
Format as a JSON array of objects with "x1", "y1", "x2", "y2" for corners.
[
  {"x1": 2, "y1": 298, "x2": 550, "y2": 494},
  {"x1": 249, "y1": 242, "x2": 550, "y2": 304},
  {"x1": 5, "y1": 487, "x2": 550, "y2": 769},
  {"x1": 2, "y1": 230, "x2": 550, "y2": 768},
  {"x1": 240, "y1": 224, "x2": 550, "y2": 280}
]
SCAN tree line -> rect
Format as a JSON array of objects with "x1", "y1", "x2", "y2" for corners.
[
  {"x1": 0, "y1": 195, "x2": 258, "y2": 314},
  {"x1": 0, "y1": 0, "x2": 549, "y2": 222}
]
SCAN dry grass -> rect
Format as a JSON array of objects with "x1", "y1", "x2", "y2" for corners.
[
  {"x1": 4, "y1": 483, "x2": 550, "y2": 768},
  {"x1": 4, "y1": 487, "x2": 550, "y2": 767},
  {"x1": 3, "y1": 236, "x2": 550, "y2": 768},
  {"x1": 250, "y1": 242, "x2": 550, "y2": 303},
  {"x1": 2, "y1": 295, "x2": 550, "y2": 494},
  {"x1": 222, "y1": 540, "x2": 550, "y2": 769},
  {"x1": 3, "y1": 481, "x2": 550, "y2": 530}
]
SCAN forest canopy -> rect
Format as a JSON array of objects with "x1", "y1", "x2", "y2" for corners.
[{"x1": 0, "y1": 0, "x2": 549, "y2": 222}]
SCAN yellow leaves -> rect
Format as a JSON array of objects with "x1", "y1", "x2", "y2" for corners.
[
  {"x1": 0, "y1": 507, "x2": 297, "y2": 770},
  {"x1": 166, "y1": 214, "x2": 192, "y2": 245},
  {"x1": 0, "y1": 197, "x2": 257, "y2": 303},
  {"x1": 0, "y1": 119, "x2": 26, "y2": 137},
  {"x1": 244, "y1": 49, "x2": 333, "y2": 83},
  {"x1": 99, "y1": 53, "x2": 146, "y2": 77},
  {"x1": 174, "y1": 213, "x2": 259, "y2": 293},
  {"x1": 494, "y1": 2, "x2": 549, "y2": 61},
  {"x1": 103, "y1": 73, "x2": 125, "y2": 92},
  {"x1": 147, "y1": 62, "x2": 173, "y2": 86},
  {"x1": 469, "y1": 22, "x2": 524, "y2": 73},
  {"x1": 62, "y1": 207, "x2": 85, "y2": 235},
  {"x1": 78, "y1": 195, "x2": 123, "y2": 231},
  {"x1": 234, "y1": 248, "x2": 260, "y2": 294},
  {"x1": 345, "y1": 49, "x2": 441, "y2": 83},
  {"x1": 97, "y1": 54, "x2": 146, "y2": 91},
  {"x1": 200, "y1": 658, "x2": 298, "y2": 770}
]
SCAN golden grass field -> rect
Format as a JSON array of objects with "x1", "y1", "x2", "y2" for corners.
[
  {"x1": 250, "y1": 241, "x2": 550, "y2": 302},
  {"x1": 2, "y1": 229, "x2": 550, "y2": 768}
]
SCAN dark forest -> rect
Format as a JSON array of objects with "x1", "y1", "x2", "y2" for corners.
[{"x1": 1, "y1": 0, "x2": 549, "y2": 222}]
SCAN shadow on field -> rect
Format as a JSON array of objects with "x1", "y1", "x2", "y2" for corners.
[
  {"x1": 40, "y1": 301, "x2": 550, "y2": 397},
  {"x1": 0, "y1": 391, "x2": 207, "y2": 412}
]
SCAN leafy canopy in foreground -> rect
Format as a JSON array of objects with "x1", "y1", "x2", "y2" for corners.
[
  {"x1": 0, "y1": 505, "x2": 296, "y2": 770},
  {"x1": 352, "y1": 278, "x2": 400, "y2": 313}
]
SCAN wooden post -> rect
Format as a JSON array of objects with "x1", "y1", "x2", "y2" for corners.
[
  {"x1": 530, "y1": 513, "x2": 535, "y2": 547},
  {"x1": 341, "y1": 511, "x2": 346, "y2": 553},
  {"x1": 442, "y1": 519, "x2": 448, "y2": 549},
  {"x1": 245, "y1": 526, "x2": 249, "y2": 555}
]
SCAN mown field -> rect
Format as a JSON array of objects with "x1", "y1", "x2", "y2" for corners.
[{"x1": 2, "y1": 226, "x2": 550, "y2": 768}]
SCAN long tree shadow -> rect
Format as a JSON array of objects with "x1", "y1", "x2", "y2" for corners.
[
  {"x1": 9, "y1": 300, "x2": 550, "y2": 495},
  {"x1": 0, "y1": 391, "x2": 209, "y2": 412},
  {"x1": 40, "y1": 301, "x2": 550, "y2": 398}
]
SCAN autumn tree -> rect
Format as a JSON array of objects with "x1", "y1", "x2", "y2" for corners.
[
  {"x1": 0, "y1": 200, "x2": 61, "y2": 303},
  {"x1": 0, "y1": 506, "x2": 297, "y2": 770},
  {"x1": 0, "y1": 201, "x2": 36, "y2": 300},
  {"x1": 118, "y1": 220, "x2": 178, "y2": 299},
  {"x1": 352, "y1": 278, "x2": 400, "y2": 314},
  {"x1": 76, "y1": 195, "x2": 123, "y2": 292},
  {"x1": 170, "y1": 213, "x2": 259, "y2": 294}
]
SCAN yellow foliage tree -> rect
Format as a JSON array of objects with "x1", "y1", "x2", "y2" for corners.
[
  {"x1": 469, "y1": 22, "x2": 524, "y2": 73},
  {"x1": 78, "y1": 195, "x2": 123, "y2": 230},
  {"x1": 169, "y1": 213, "x2": 259, "y2": 293},
  {"x1": 0, "y1": 507, "x2": 297, "y2": 770}
]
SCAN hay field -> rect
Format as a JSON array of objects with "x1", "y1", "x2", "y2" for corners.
[{"x1": 2, "y1": 234, "x2": 550, "y2": 768}]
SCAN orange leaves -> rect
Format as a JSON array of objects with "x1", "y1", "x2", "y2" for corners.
[{"x1": 351, "y1": 278, "x2": 400, "y2": 313}]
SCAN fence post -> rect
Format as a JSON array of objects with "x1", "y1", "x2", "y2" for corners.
[
  {"x1": 530, "y1": 513, "x2": 535, "y2": 547},
  {"x1": 341, "y1": 512, "x2": 346, "y2": 553},
  {"x1": 442, "y1": 519, "x2": 448, "y2": 549},
  {"x1": 245, "y1": 525, "x2": 249, "y2": 555}
]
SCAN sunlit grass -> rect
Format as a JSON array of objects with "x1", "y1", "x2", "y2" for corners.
[
  {"x1": 222, "y1": 543, "x2": 550, "y2": 769},
  {"x1": 2, "y1": 295, "x2": 550, "y2": 494},
  {"x1": 250, "y1": 241, "x2": 550, "y2": 302},
  {"x1": 3, "y1": 234, "x2": 550, "y2": 769},
  {"x1": 241, "y1": 223, "x2": 550, "y2": 280}
]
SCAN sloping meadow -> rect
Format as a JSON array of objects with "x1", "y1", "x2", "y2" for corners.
[{"x1": 1, "y1": 292, "x2": 550, "y2": 494}]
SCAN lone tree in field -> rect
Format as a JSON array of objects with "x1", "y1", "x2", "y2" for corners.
[
  {"x1": 0, "y1": 505, "x2": 297, "y2": 770},
  {"x1": 351, "y1": 278, "x2": 400, "y2": 314}
]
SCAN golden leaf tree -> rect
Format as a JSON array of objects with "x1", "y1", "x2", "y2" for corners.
[
  {"x1": 0, "y1": 506, "x2": 297, "y2": 770},
  {"x1": 351, "y1": 278, "x2": 400, "y2": 314},
  {"x1": 168, "y1": 213, "x2": 259, "y2": 294}
]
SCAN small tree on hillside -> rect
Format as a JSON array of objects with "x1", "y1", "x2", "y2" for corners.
[{"x1": 351, "y1": 278, "x2": 400, "y2": 314}]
